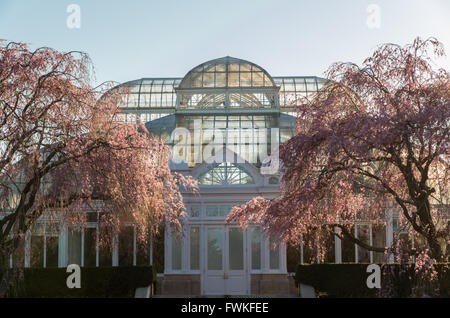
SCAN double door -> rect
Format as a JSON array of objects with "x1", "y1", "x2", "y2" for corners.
[{"x1": 203, "y1": 225, "x2": 248, "y2": 295}]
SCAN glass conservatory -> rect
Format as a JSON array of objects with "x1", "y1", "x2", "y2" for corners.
[
  {"x1": 3, "y1": 56, "x2": 408, "y2": 296},
  {"x1": 113, "y1": 57, "x2": 329, "y2": 295},
  {"x1": 6, "y1": 57, "x2": 332, "y2": 296}
]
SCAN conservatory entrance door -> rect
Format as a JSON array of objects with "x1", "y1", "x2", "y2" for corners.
[{"x1": 203, "y1": 226, "x2": 248, "y2": 295}]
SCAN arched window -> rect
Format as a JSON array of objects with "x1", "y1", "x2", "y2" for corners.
[{"x1": 198, "y1": 163, "x2": 255, "y2": 185}]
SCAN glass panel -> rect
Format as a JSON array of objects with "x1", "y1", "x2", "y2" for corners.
[
  {"x1": 263, "y1": 74, "x2": 272, "y2": 86},
  {"x1": 215, "y1": 72, "x2": 226, "y2": 87},
  {"x1": 189, "y1": 205, "x2": 201, "y2": 217},
  {"x1": 342, "y1": 225, "x2": 356, "y2": 262},
  {"x1": 253, "y1": 72, "x2": 264, "y2": 86},
  {"x1": 229, "y1": 228, "x2": 243, "y2": 270},
  {"x1": 84, "y1": 228, "x2": 97, "y2": 267},
  {"x1": 205, "y1": 205, "x2": 232, "y2": 217},
  {"x1": 207, "y1": 228, "x2": 223, "y2": 270},
  {"x1": 268, "y1": 177, "x2": 279, "y2": 184},
  {"x1": 215, "y1": 64, "x2": 226, "y2": 72},
  {"x1": 99, "y1": 227, "x2": 112, "y2": 267},
  {"x1": 269, "y1": 238, "x2": 280, "y2": 270},
  {"x1": 190, "y1": 227, "x2": 200, "y2": 270},
  {"x1": 203, "y1": 72, "x2": 215, "y2": 87},
  {"x1": 46, "y1": 236, "x2": 59, "y2": 268},
  {"x1": 136, "y1": 229, "x2": 150, "y2": 266},
  {"x1": 67, "y1": 229, "x2": 81, "y2": 265},
  {"x1": 228, "y1": 72, "x2": 239, "y2": 87},
  {"x1": 306, "y1": 78, "x2": 318, "y2": 92},
  {"x1": 357, "y1": 225, "x2": 371, "y2": 263},
  {"x1": 228, "y1": 63, "x2": 240, "y2": 72},
  {"x1": 251, "y1": 227, "x2": 261, "y2": 270},
  {"x1": 30, "y1": 235, "x2": 44, "y2": 268},
  {"x1": 172, "y1": 233, "x2": 182, "y2": 270},
  {"x1": 295, "y1": 78, "x2": 307, "y2": 91},
  {"x1": 240, "y1": 63, "x2": 252, "y2": 72},
  {"x1": 240, "y1": 72, "x2": 252, "y2": 86},
  {"x1": 205, "y1": 206, "x2": 218, "y2": 217},
  {"x1": 219, "y1": 205, "x2": 232, "y2": 217},
  {"x1": 119, "y1": 226, "x2": 134, "y2": 267},
  {"x1": 191, "y1": 73, "x2": 203, "y2": 88}
]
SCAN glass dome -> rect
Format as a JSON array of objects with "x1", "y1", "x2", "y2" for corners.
[
  {"x1": 177, "y1": 57, "x2": 279, "y2": 110},
  {"x1": 107, "y1": 55, "x2": 330, "y2": 124},
  {"x1": 178, "y1": 56, "x2": 277, "y2": 89}
]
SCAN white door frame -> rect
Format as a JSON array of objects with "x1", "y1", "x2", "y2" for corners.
[{"x1": 201, "y1": 224, "x2": 249, "y2": 295}]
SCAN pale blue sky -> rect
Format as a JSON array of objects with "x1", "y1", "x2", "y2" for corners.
[{"x1": 1, "y1": 0, "x2": 449, "y2": 85}]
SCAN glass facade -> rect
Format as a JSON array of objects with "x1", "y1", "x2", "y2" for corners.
[
  {"x1": 110, "y1": 57, "x2": 328, "y2": 129},
  {"x1": 114, "y1": 75, "x2": 327, "y2": 114},
  {"x1": 275, "y1": 77, "x2": 328, "y2": 113},
  {"x1": 7, "y1": 57, "x2": 330, "y2": 277}
]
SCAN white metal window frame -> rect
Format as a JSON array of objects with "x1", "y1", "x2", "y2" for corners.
[
  {"x1": 165, "y1": 220, "x2": 287, "y2": 275},
  {"x1": 17, "y1": 223, "x2": 153, "y2": 269}
]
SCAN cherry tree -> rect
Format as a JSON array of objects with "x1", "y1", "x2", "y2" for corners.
[
  {"x1": 228, "y1": 38, "x2": 449, "y2": 262},
  {"x1": 0, "y1": 41, "x2": 196, "y2": 296}
]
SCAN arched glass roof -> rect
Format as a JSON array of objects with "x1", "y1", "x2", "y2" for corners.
[
  {"x1": 108, "y1": 57, "x2": 330, "y2": 123},
  {"x1": 178, "y1": 56, "x2": 277, "y2": 90},
  {"x1": 115, "y1": 78, "x2": 180, "y2": 109}
]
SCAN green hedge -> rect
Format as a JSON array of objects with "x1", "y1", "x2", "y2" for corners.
[
  {"x1": 295, "y1": 263, "x2": 450, "y2": 298},
  {"x1": 16, "y1": 266, "x2": 155, "y2": 298}
]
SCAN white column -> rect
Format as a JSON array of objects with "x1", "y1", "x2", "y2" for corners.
[
  {"x1": 334, "y1": 227, "x2": 342, "y2": 263},
  {"x1": 369, "y1": 224, "x2": 374, "y2": 263},
  {"x1": 386, "y1": 210, "x2": 394, "y2": 262},
  {"x1": 8, "y1": 233, "x2": 13, "y2": 268},
  {"x1": 182, "y1": 225, "x2": 188, "y2": 272},
  {"x1": 112, "y1": 233, "x2": 119, "y2": 266},
  {"x1": 24, "y1": 231, "x2": 31, "y2": 267},
  {"x1": 149, "y1": 234, "x2": 153, "y2": 266},
  {"x1": 354, "y1": 223, "x2": 359, "y2": 263},
  {"x1": 43, "y1": 227, "x2": 47, "y2": 268},
  {"x1": 316, "y1": 246, "x2": 321, "y2": 264},
  {"x1": 58, "y1": 226, "x2": 68, "y2": 268},
  {"x1": 95, "y1": 225, "x2": 99, "y2": 267},
  {"x1": 133, "y1": 226, "x2": 137, "y2": 266},
  {"x1": 281, "y1": 243, "x2": 287, "y2": 273},
  {"x1": 263, "y1": 235, "x2": 269, "y2": 271},
  {"x1": 81, "y1": 229, "x2": 85, "y2": 267},
  {"x1": 300, "y1": 235, "x2": 304, "y2": 264},
  {"x1": 164, "y1": 226, "x2": 170, "y2": 273}
]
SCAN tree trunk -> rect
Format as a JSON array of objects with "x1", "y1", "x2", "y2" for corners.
[
  {"x1": 426, "y1": 234, "x2": 443, "y2": 261},
  {"x1": 0, "y1": 250, "x2": 9, "y2": 298},
  {"x1": 0, "y1": 237, "x2": 26, "y2": 298}
]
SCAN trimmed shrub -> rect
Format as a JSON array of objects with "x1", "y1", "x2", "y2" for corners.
[
  {"x1": 295, "y1": 263, "x2": 449, "y2": 298},
  {"x1": 15, "y1": 266, "x2": 155, "y2": 298}
]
